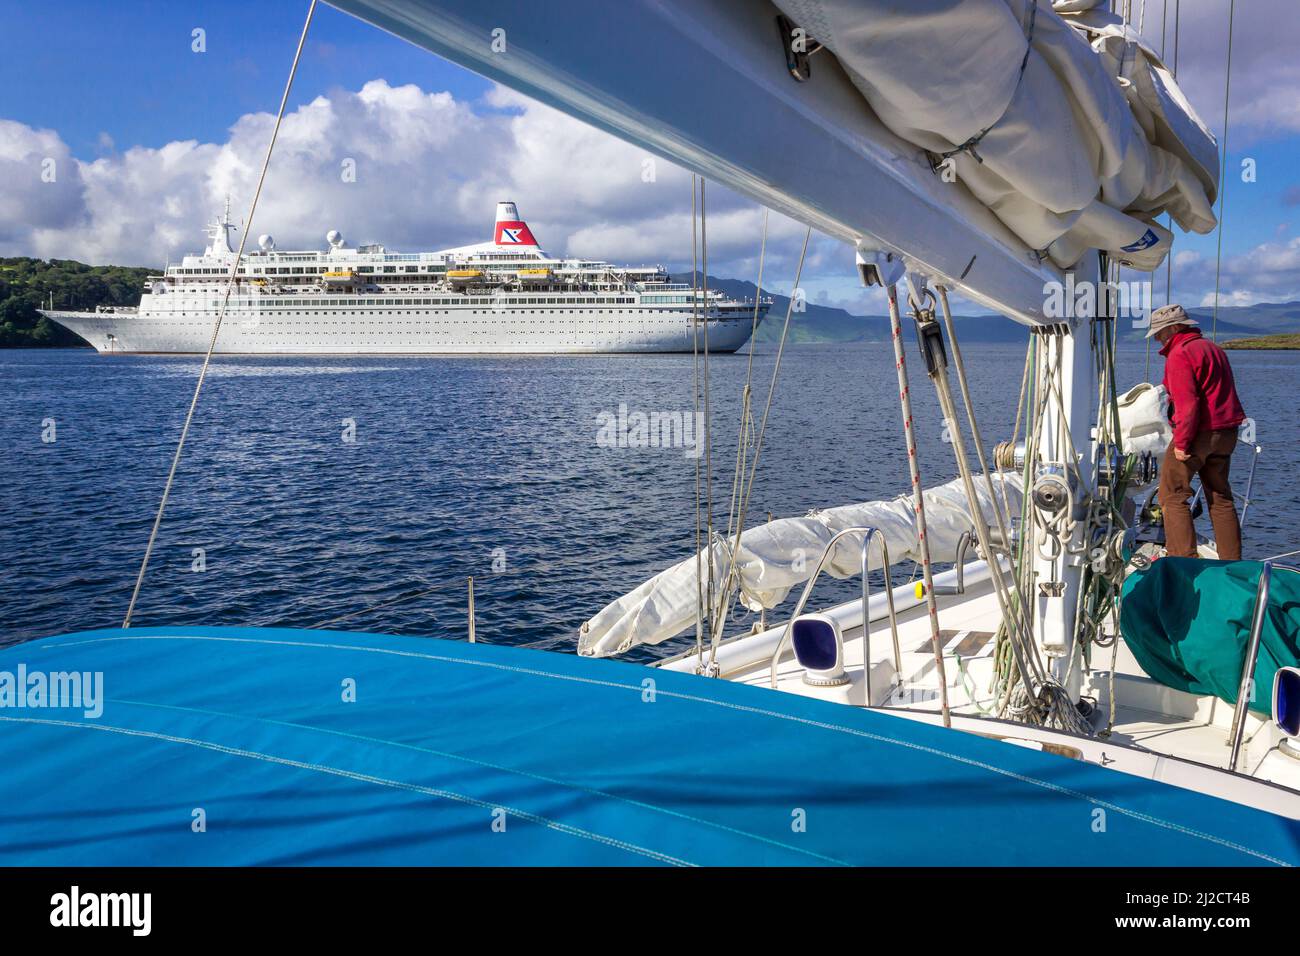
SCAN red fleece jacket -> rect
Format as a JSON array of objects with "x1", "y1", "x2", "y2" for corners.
[{"x1": 1159, "y1": 328, "x2": 1246, "y2": 451}]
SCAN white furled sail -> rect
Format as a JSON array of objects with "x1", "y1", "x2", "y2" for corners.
[
  {"x1": 773, "y1": 0, "x2": 1218, "y2": 271},
  {"x1": 578, "y1": 473, "x2": 1021, "y2": 657}
]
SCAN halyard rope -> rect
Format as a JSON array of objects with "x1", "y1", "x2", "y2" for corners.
[
  {"x1": 1210, "y1": 0, "x2": 1236, "y2": 342},
  {"x1": 887, "y1": 283, "x2": 951, "y2": 727},
  {"x1": 123, "y1": 0, "x2": 318, "y2": 627}
]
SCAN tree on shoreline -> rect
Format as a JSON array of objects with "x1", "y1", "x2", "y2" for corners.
[{"x1": 0, "y1": 257, "x2": 155, "y2": 347}]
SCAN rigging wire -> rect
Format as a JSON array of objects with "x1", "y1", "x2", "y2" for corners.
[
  {"x1": 732, "y1": 231, "x2": 811, "y2": 554},
  {"x1": 931, "y1": 289, "x2": 1041, "y2": 702},
  {"x1": 700, "y1": 179, "x2": 717, "y2": 647},
  {"x1": 1153, "y1": 0, "x2": 1180, "y2": 376},
  {"x1": 707, "y1": 226, "x2": 811, "y2": 666},
  {"x1": 691, "y1": 175, "x2": 706, "y2": 663},
  {"x1": 122, "y1": 0, "x2": 318, "y2": 627},
  {"x1": 718, "y1": 211, "x2": 769, "y2": 640},
  {"x1": 726, "y1": 208, "x2": 769, "y2": 540},
  {"x1": 1211, "y1": 0, "x2": 1237, "y2": 342}
]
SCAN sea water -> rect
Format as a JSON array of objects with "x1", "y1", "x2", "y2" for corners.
[{"x1": 2, "y1": 342, "x2": 1295, "y2": 659}]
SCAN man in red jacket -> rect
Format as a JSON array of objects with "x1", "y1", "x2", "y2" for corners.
[{"x1": 1150, "y1": 304, "x2": 1247, "y2": 559}]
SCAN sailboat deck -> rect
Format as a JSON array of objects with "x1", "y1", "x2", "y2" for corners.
[{"x1": 659, "y1": 564, "x2": 1300, "y2": 818}]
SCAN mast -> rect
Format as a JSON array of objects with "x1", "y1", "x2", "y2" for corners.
[
  {"x1": 204, "y1": 195, "x2": 238, "y2": 258},
  {"x1": 1030, "y1": 261, "x2": 1099, "y2": 694}
]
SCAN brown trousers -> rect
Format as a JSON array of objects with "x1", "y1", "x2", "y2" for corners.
[{"x1": 1159, "y1": 428, "x2": 1242, "y2": 560}]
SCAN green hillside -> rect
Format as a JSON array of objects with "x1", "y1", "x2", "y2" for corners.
[
  {"x1": 0, "y1": 258, "x2": 155, "y2": 347},
  {"x1": 1222, "y1": 333, "x2": 1300, "y2": 350}
]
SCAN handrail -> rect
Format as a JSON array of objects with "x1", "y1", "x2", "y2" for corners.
[
  {"x1": 933, "y1": 531, "x2": 972, "y2": 595},
  {"x1": 1239, "y1": 443, "x2": 1262, "y2": 531},
  {"x1": 767, "y1": 526, "x2": 902, "y2": 703},
  {"x1": 1227, "y1": 561, "x2": 1300, "y2": 770}
]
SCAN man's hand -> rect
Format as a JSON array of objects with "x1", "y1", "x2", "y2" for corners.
[{"x1": 1174, "y1": 447, "x2": 1190, "y2": 462}]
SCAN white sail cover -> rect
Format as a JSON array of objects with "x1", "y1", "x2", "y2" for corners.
[
  {"x1": 578, "y1": 474, "x2": 1021, "y2": 657},
  {"x1": 773, "y1": 0, "x2": 1218, "y2": 270}
]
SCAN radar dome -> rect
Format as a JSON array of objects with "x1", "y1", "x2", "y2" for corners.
[
  {"x1": 326, "y1": 230, "x2": 344, "y2": 248},
  {"x1": 257, "y1": 234, "x2": 275, "y2": 251}
]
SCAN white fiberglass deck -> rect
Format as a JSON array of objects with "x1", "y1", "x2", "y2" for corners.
[{"x1": 658, "y1": 562, "x2": 1300, "y2": 819}]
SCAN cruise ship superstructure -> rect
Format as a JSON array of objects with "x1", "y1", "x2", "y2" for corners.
[{"x1": 44, "y1": 201, "x2": 769, "y2": 354}]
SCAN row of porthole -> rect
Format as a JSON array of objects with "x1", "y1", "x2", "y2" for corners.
[
  {"x1": 154, "y1": 309, "x2": 679, "y2": 316},
  {"x1": 163, "y1": 319, "x2": 702, "y2": 327}
]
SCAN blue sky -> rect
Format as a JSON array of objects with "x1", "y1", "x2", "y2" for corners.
[
  {"x1": 3, "y1": 1, "x2": 490, "y2": 154},
  {"x1": 2, "y1": 0, "x2": 1298, "y2": 312}
]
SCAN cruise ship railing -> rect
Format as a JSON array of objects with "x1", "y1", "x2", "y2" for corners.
[
  {"x1": 1228, "y1": 560, "x2": 1300, "y2": 770},
  {"x1": 767, "y1": 526, "x2": 902, "y2": 702}
]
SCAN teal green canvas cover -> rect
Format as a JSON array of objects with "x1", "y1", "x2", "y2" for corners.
[{"x1": 1120, "y1": 558, "x2": 1300, "y2": 714}]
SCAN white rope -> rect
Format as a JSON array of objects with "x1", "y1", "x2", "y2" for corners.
[
  {"x1": 931, "y1": 288, "x2": 1042, "y2": 695},
  {"x1": 708, "y1": 223, "x2": 808, "y2": 666},
  {"x1": 887, "y1": 284, "x2": 951, "y2": 726},
  {"x1": 1211, "y1": 0, "x2": 1236, "y2": 342},
  {"x1": 734, "y1": 227, "x2": 811, "y2": 538},
  {"x1": 691, "y1": 175, "x2": 706, "y2": 663},
  {"x1": 726, "y1": 208, "x2": 769, "y2": 540},
  {"x1": 725, "y1": 234, "x2": 808, "y2": 558},
  {"x1": 123, "y1": 0, "x2": 318, "y2": 627},
  {"x1": 699, "y1": 180, "x2": 717, "y2": 650},
  {"x1": 714, "y1": 209, "x2": 769, "y2": 652}
]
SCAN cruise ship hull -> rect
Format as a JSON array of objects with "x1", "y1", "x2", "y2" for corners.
[{"x1": 42, "y1": 308, "x2": 761, "y2": 355}]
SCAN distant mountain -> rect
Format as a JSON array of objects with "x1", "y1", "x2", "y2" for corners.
[
  {"x1": 1180, "y1": 301, "x2": 1300, "y2": 337},
  {"x1": 686, "y1": 274, "x2": 1300, "y2": 345},
  {"x1": 693, "y1": 275, "x2": 1030, "y2": 344}
]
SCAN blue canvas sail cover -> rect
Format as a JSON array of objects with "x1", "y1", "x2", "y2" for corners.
[
  {"x1": 1121, "y1": 558, "x2": 1300, "y2": 715},
  {"x1": 0, "y1": 625, "x2": 1297, "y2": 866}
]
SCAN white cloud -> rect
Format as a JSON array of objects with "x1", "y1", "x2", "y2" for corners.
[
  {"x1": 1174, "y1": 236, "x2": 1300, "y2": 306},
  {"x1": 0, "y1": 120, "x2": 88, "y2": 245},
  {"x1": 1136, "y1": 0, "x2": 1300, "y2": 142},
  {"x1": 5, "y1": 70, "x2": 1294, "y2": 313},
  {"x1": 0, "y1": 80, "x2": 810, "y2": 284}
]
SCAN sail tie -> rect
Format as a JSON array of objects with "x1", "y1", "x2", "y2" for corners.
[{"x1": 928, "y1": 1, "x2": 1038, "y2": 170}]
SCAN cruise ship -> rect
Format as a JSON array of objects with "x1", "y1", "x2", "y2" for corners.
[{"x1": 43, "y1": 201, "x2": 769, "y2": 354}]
